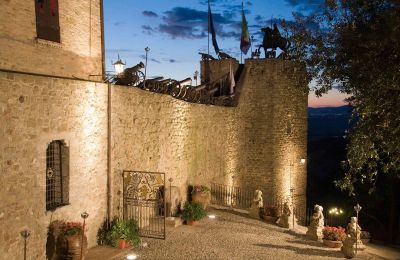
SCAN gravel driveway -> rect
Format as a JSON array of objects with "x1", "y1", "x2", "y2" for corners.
[{"x1": 112, "y1": 208, "x2": 383, "y2": 260}]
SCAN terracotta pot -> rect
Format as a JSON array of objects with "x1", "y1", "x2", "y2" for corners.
[
  {"x1": 57, "y1": 233, "x2": 88, "y2": 260},
  {"x1": 186, "y1": 220, "x2": 198, "y2": 226},
  {"x1": 323, "y1": 239, "x2": 343, "y2": 248},
  {"x1": 118, "y1": 239, "x2": 130, "y2": 249},
  {"x1": 192, "y1": 192, "x2": 210, "y2": 209},
  {"x1": 263, "y1": 215, "x2": 278, "y2": 223}
]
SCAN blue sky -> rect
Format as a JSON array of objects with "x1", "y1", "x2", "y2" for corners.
[{"x1": 103, "y1": 0, "x2": 347, "y2": 107}]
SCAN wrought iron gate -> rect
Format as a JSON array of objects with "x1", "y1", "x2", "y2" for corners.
[{"x1": 123, "y1": 170, "x2": 166, "y2": 239}]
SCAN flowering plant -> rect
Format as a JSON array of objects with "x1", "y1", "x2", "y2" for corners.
[
  {"x1": 192, "y1": 185, "x2": 210, "y2": 194},
  {"x1": 323, "y1": 226, "x2": 346, "y2": 241},
  {"x1": 360, "y1": 231, "x2": 370, "y2": 239},
  {"x1": 62, "y1": 222, "x2": 84, "y2": 236}
]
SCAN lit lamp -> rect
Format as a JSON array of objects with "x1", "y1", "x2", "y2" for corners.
[
  {"x1": 300, "y1": 158, "x2": 306, "y2": 164},
  {"x1": 112, "y1": 54, "x2": 125, "y2": 75}
]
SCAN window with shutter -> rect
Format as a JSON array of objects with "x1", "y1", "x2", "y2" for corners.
[{"x1": 35, "y1": 0, "x2": 60, "y2": 42}]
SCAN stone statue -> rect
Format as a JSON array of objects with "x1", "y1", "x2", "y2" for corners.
[
  {"x1": 199, "y1": 52, "x2": 217, "y2": 61},
  {"x1": 306, "y1": 204, "x2": 324, "y2": 240},
  {"x1": 218, "y1": 51, "x2": 234, "y2": 60},
  {"x1": 341, "y1": 217, "x2": 365, "y2": 258},
  {"x1": 165, "y1": 186, "x2": 181, "y2": 217},
  {"x1": 276, "y1": 201, "x2": 292, "y2": 228},
  {"x1": 258, "y1": 23, "x2": 290, "y2": 59},
  {"x1": 248, "y1": 190, "x2": 263, "y2": 219}
]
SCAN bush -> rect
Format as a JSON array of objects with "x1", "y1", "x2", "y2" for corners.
[
  {"x1": 106, "y1": 218, "x2": 140, "y2": 247},
  {"x1": 182, "y1": 202, "x2": 207, "y2": 221},
  {"x1": 323, "y1": 226, "x2": 346, "y2": 241}
]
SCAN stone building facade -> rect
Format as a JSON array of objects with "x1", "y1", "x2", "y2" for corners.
[{"x1": 0, "y1": 1, "x2": 307, "y2": 259}]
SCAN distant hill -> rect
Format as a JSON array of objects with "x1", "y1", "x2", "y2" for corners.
[{"x1": 308, "y1": 105, "x2": 353, "y2": 140}]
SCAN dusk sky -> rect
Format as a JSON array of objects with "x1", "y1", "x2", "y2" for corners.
[{"x1": 103, "y1": 0, "x2": 348, "y2": 107}]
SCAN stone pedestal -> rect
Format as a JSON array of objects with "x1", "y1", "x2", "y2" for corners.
[
  {"x1": 341, "y1": 237, "x2": 365, "y2": 258},
  {"x1": 306, "y1": 225, "x2": 324, "y2": 240},
  {"x1": 248, "y1": 205, "x2": 261, "y2": 219},
  {"x1": 166, "y1": 217, "x2": 183, "y2": 227}
]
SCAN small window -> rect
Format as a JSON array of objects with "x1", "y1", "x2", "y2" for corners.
[
  {"x1": 46, "y1": 140, "x2": 69, "y2": 211},
  {"x1": 35, "y1": 0, "x2": 60, "y2": 42}
]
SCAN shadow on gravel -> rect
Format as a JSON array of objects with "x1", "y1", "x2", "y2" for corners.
[
  {"x1": 286, "y1": 238, "x2": 325, "y2": 247},
  {"x1": 254, "y1": 243, "x2": 343, "y2": 258}
]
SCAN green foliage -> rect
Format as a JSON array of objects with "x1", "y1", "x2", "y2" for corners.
[
  {"x1": 283, "y1": 0, "x2": 400, "y2": 195},
  {"x1": 105, "y1": 218, "x2": 140, "y2": 247},
  {"x1": 182, "y1": 202, "x2": 207, "y2": 221}
]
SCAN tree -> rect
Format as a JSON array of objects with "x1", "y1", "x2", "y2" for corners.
[{"x1": 283, "y1": 0, "x2": 400, "y2": 242}]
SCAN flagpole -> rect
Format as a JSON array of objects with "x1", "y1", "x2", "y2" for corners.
[
  {"x1": 241, "y1": 1, "x2": 243, "y2": 64},
  {"x1": 208, "y1": 0, "x2": 210, "y2": 56}
]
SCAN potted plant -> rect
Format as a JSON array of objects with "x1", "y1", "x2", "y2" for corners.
[
  {"x1": 360, "y1": 231, "x2": 371, "y2": 244},
  {"x1": 191, "y1": 185, "x2": 211, "y2": 209},
  {"x1": 57, "y1": 221, "x2": 88, "y2": 259},
  {"x1": 182, "y1": 202, "x2": 207, "y2": 225},
  {"x1": 106, "y1": 218, "x2": 140, "y2": 249},
  {"x1": 262, "y1": 205, "x2": 278, "y2": 223},
  {"x1": 322, "y1": 226, "x2": 346, "y2": 248}
]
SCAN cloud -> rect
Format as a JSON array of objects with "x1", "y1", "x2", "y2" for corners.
[
  {"x1": 284, "y1": 0, "x2": 324, "y2": 12},
  {"x1": 142, "y1": 10, "x2": 158, "y2": 17},
  {"x1": 150, "y1": 6, "x2": 240, "y2": 40},
  {"x1": 142, "y1": 25, "x2": 156, "y2": 35},
  {"x1": 139, "y1": 54, "x2": 161, "y2": 64},
  {"x1": 114, "y1": 21, "x2": 126, "y2": 26}
]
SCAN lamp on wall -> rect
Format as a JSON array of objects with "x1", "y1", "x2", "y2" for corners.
[{"x1": 112, "y1": 54, "x2": 126, "y2": 75}]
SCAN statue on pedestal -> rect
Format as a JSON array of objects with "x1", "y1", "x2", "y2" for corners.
[
  {"x1": 276, "y1": 201, "x2": 292, "y2": 228},
  {"x1": 306, "y1": 204, "x2": 324, "y2": 240},
  {"x1": 341, "y1": 217, "x2": 365, "y2": 258},
  {"x1": 248, "y1": 190, "x2": 263, "y2": 219}
]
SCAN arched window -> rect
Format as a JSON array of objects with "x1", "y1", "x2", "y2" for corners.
[{"x1": 46, "y1": 140, "x2": 69, "y2": 211}]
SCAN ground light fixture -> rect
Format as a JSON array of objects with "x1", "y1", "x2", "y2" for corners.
[
  {"x1": 126, "y1": 254, "x2": 137, "y2": 260},
  {"x1": 208, "y1": 215, "x2": 216, "y2": 219}
]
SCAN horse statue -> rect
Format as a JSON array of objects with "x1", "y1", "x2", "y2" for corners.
[{"x1": 258, "y1": 23, "x2": 290, "y2": 59}]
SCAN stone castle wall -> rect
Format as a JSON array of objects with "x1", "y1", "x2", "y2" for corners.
[
  {"x1": 0, "y1": 72, "x2": 108, "y2": 259},
  {"x1": 0, "y1": 1, "x2": 103, "y2": 80},
  {"x1": 0, "y1": 59, "x2": 307, "y2": 259},
  {"x1": 111, "y1": 59, "x2": 308, "y2": 216}
]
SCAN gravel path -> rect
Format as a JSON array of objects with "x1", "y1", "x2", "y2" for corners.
[{"x1": 112, "y1": 209, "x2": 383, "y2": 260}]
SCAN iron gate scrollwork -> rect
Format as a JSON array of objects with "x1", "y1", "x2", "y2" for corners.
[{"x1": 123, "y1": 170, "x2": 166, "y2": 239}]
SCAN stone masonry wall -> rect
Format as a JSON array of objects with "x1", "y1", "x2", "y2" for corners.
[
  {"x1": 0, "y1": 59, "x2": 307, "y2": 259},
  {"x1": 111, "y1": 59, "x2": 308, "y2": 216},
  {"x1": 0, "y1": 71, "x2": 108, "y2": 259},
  {"x1": 0, "y1": 1, "x2": 103, "y2": 80}
]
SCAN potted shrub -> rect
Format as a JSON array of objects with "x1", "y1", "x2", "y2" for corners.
[
  {"x1": 262, "y1": 205, "x2": 278, "y2": 223},
  {"x1": 57, "y1": 221, "x2": 88, "y2": 259},
  {"x1": 322, "y1": 226, "x2": 346, "y2": 248},
  {"x1": 360, "y1": 231, "x2": 371, "y2": 244},
  {"x1": 106, "y1": 218, "x2": 140, "y2": 249},
  {"x1": 191, "y1": 185, "x2": 211, "y2": 209},
  {"x1": 182, "y1": 202, "x2": 207, "y2": 225}
]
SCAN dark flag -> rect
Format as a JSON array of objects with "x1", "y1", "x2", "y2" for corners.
[
  {"x1": 208, "y1": 2, "x2": 220, "y2": 55},
  {"x1": 240, "y1": 2, "x2": 251, "y2": 54}
]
